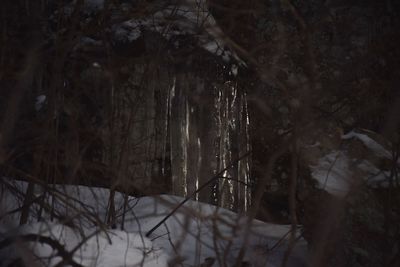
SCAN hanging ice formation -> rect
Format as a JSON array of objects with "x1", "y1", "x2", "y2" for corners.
[
  {"x1": 79, "y1": 0, "x2": 252, "y2": 211},
  {"x1": 139, "y1": 1, "x2": 251, "y2": 211},
  {"x1": 167, "y1": 74, "x2": 252, "y2": 212}
]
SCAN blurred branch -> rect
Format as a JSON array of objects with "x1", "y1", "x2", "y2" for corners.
[{"x1": 0, "y1": 234, "x2": 84, "y2": 267}]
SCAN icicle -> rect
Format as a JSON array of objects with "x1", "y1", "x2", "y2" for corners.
[
  {"x1": 195, "y1": 137, "x2": 201, "y2": 201},
  {"x1": 167, "y1": 73, "x2": 251, "y2": 210},
  {"x1": 238, "y1": 90, "x2": 252, "y2": 211},
  {"x1": 182, "y1": 94, "x2": 189, "y2": 196},
  {"x1": 161, "y1": 77, "x2": 172, "y2": 176},
  {"x1": 212, "y1": 81, "x2": 252, "y2": 211}
]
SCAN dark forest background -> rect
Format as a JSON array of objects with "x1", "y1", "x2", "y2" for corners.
[{"x1": 1, "y1": 1, "x2": 400, "y2": 266}]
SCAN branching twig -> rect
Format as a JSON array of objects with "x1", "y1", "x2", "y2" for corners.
[{"x1": 145, "y1": 151, "x2": 252, "y2": 237}]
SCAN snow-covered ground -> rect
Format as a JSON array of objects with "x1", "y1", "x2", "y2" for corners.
[{"x1": 0, "y1": 179, "x2": 307, "y2": 267}]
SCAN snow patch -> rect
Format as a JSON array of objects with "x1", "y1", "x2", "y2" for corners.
[
  {"x1": 311, "y1": 151, "x2": 353, "y2": 197},
  {"x1": 113, "y1": 20, "x2": 143, "y2": 42},
  {"x1": 342, "y1": 130, "x2": 391, "y2": 159},
  {"x1": 35, "y1": 95, "x2": 46, "y2": 111},
  {"x1": 310, "y1": 130, "x2": 395, "y2": 196},
  {"x1": 231, "y1": 64, "x2": 239, "y2": 76}
]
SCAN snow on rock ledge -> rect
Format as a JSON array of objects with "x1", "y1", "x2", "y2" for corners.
[
  {"x1": 73, "y1": 0, "x2": 245, "y2": 69},
  {"x1": 308, "y1": 129, "x2": 396, "y2": 197}
]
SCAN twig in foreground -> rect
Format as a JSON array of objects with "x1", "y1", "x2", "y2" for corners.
[{"x1": 145, "y1": 151, "x2": 252, "y2": 237}]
